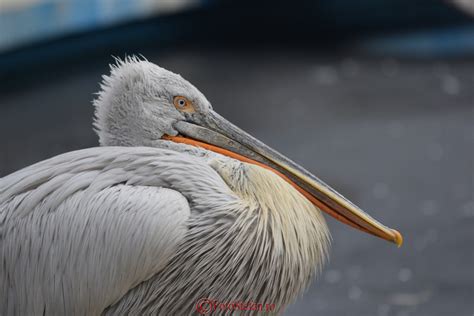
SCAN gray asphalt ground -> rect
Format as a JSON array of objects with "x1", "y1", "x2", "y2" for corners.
[{"x1": 1, "y1": 48, "x2": 473, "y2": 316}]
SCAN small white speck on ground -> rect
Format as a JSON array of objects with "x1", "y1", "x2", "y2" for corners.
[
  {"x1": 377, "y1": 304, "x2": 391, "y2": 316},
  {"x1": 440, "y1": 74, "x2": 461, "y2": 95},
  {"x1": 348, "y1": 285, "x2": 362, "y2": 301},
  {"x1": 420, "y1": 200, "x2": 439, "y2": 216},
  {"x1": 397, "y1": 268, "x2": 413, "y2": 282},
  {"x1": 324, "y1": 269, "x2": 342, "y2": 284},
  {"x1": 388, "y1": 290, "x2": 432, "y2": 307},
  {"x1": 310, "y1": 66, "x2": 339, "y2": 85},
  {"x1": 461, "y1": 201, "x2": 474, "y2": 217},
  {"x1": 373, "y1": 183, "x2": 390, "y2": 200},
  {"x1": 415, "y1": 229, "x2": 439, "y2": 250}
]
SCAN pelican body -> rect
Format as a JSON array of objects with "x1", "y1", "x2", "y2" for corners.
[{"x1": 0, "y1": 57, "x2": 401, "y2": 315}]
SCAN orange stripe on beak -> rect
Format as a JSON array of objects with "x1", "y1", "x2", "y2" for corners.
[{"x1": 162, "y1": 134, "x2": 402, "y2": 244}]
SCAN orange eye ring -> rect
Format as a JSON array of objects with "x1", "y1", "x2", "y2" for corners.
[{"x1": 173, "y1": 96, "x2": 195, "y2": 113}]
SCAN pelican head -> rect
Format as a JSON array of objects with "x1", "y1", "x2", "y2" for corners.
[{"x1": 94, "y1": 56, "x2": 402, "y2": 247}]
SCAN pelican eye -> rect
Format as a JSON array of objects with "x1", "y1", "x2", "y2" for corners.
[{"x1": 173, "y1": 96, "x2": 195, "y2": 113}]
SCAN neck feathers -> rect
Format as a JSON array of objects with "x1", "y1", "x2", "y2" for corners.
[{"x1": 105, "y1": 158, "x2": 330, "y2": 315}]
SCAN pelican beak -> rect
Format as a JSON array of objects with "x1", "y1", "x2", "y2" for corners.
[{"x1": 164, "y1": 111, "x2": 403, "y2": 247}]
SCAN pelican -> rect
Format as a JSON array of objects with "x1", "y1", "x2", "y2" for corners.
[{"x1": 0, "y1": 57, "x2": 402, "y2": 315}]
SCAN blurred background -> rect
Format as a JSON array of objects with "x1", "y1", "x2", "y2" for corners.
[{"x1": 0, "y1": 0, "x2": 473, "y2": 315}]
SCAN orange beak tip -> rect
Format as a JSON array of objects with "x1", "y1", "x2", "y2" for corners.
[{"x1": 392, "y1": 229, "x2": 403, "y2": 248}]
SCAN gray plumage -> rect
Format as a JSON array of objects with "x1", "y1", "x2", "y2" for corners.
[
  {"x1": 2, "y1": 56, "x2": 398, "y2": 315},
  {"x1": 1, "y1": 144, "x2": 328, "y2": 315},
  {"x1": 93, "y1": 57, "x2": 212, "y2": 147}
]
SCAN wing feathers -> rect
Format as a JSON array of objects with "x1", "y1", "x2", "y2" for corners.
[{"x1": 0, "y1": 147, "x2": 194, "y2": 315}]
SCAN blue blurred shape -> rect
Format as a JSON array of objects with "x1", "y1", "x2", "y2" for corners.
[
  {"x1": 0, "y1": 0, "x2": 203, "y2": 52},
  {"x1": 359, "y1": 26, "x2": 474, "y2": 58}
]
